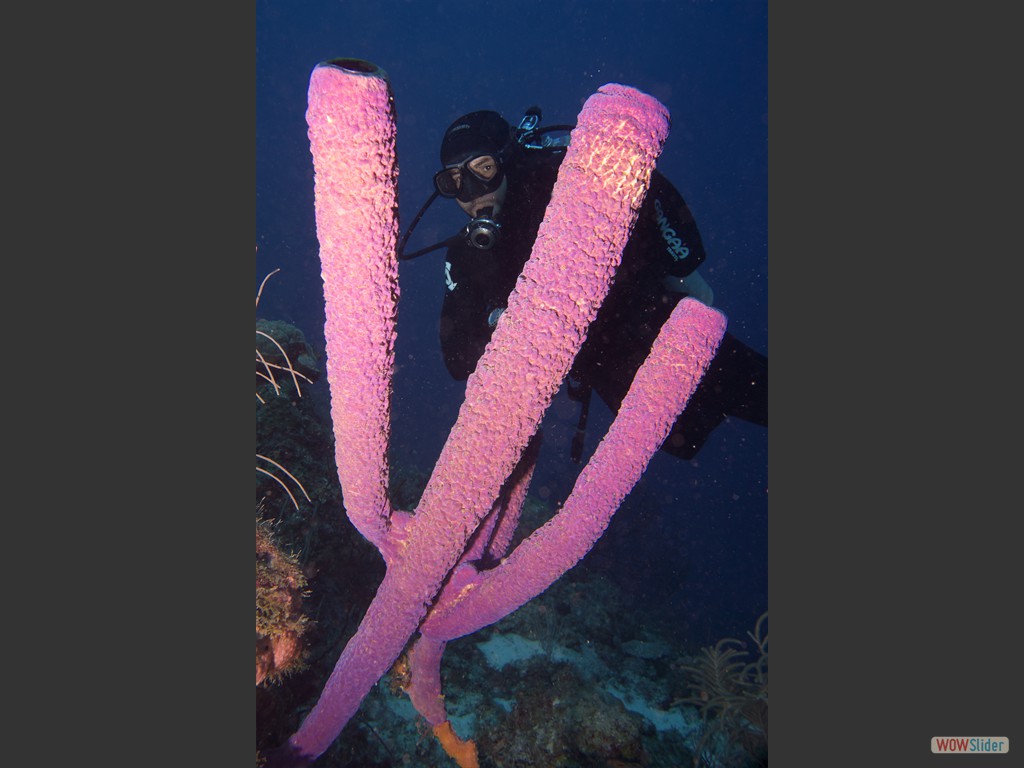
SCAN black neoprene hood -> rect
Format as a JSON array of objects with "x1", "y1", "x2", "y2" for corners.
[{"x1": 440, "y1": 110, "x2": 512, "y2": 166}]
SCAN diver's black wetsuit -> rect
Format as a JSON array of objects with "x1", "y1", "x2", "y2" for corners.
[{"x1": 439, "y1": 145, "x2": 767, "y2": 460}]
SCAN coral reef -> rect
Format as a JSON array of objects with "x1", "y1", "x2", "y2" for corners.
[
  {"x1": 676, "y1": 612, "x2": 768, "y2": 767},
  {"x1": 255, "y1": 315, "x2": 386, "y2": 762},
  {"x1": 256, "y1": 271, "x2": 318, "y2": 515},
  {"x1": 256, "y1": 318, "x2": 319, "y2": 396},
  {"x1": 256, "y1": 516, "x2": 311, "y2": 685},
  {"x1": 477, "y1": 660, "x2": 648, "y2": 768},
  {"x1": 256, "y1": 283, "x2": 317, "y2": 688}
]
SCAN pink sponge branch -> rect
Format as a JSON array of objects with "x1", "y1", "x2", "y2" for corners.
[
  {"x1": 306, "y1": 59, "x2": 399, "y2": 552},
  {"x1": 406, "y1": 635, "x2": 449, "y2": 726},
  {"x1": 421, "y1": 298, "x2": 726, "y2": 640}
]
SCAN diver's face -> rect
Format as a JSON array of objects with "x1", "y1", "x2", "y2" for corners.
[{"x1": 457, "y1": 175, "x2": 507, "y2": 219}]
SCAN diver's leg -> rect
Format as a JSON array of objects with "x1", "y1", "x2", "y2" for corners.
[{"x1": 712, "y1": 332, "x2": 767, "y2": 425}]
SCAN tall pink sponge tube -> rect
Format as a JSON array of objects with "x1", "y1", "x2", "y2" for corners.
[{"x1": 306, "y1": 58, "x2": 398, "y2": 551}]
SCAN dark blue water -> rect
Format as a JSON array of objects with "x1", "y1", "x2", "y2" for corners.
[{"x1": 257, "y1": 0, "x2": 766, "y2": 652}]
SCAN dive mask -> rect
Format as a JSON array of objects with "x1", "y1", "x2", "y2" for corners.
[{"x1": 433, "y1": 154, "x2": 504, "y2": 203}]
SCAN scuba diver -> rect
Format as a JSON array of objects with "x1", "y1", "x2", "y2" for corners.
[{"x1": 398, "y1": 108, "x2": 767, "y2": 461}]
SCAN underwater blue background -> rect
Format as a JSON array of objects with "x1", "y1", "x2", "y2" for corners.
[{"x1": 257, "y1": 0, "x2": 767, "y2": 650}]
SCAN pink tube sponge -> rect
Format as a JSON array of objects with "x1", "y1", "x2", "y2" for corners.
[
  {"x1": 273, "y1": 72, "x2": 716, "y2": 768},
  {"x1": 306, "y1": 59, "x2": 398, "y2": 549}
]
